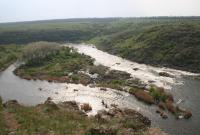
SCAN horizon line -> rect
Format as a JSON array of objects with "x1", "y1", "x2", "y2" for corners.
[{"x1": 1, "y1": 15, "x2": 200, "y2": 24}]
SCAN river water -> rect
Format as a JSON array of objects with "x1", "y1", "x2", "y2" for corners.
[{"x1": 0, "y1": 44, "x2": 200, "y2": 135}]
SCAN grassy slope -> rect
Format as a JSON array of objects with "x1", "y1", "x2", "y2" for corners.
[
  {"x1": 0, "y1": 18, "x2": 120, "y2": 44},
  {"x1": 90, "y1": 18, "x2": 200, "y2": 73},
  {"x1": 0, "y1": 17, "x2": 200, "y2": 72},
  {"x1": 0, "y1": 97, "x2": 151, "y2": 135},
  {"x1": 0, "y1": 45, "x2": 23, "y2": 72}
]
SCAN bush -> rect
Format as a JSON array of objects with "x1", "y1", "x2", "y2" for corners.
[
  {"x1": 135, "y1": 90, "x2": 154, "y2": 104},
  {"x1": 149, "y1": 86, "x2": 168, "y2": 103},
  {"x1": 21, "y1": 41, "x2": 60, "y2": 66}
]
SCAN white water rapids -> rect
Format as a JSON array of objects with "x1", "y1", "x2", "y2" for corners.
[
  {"x1": 68, "y1": 43, "x2": 198, "y2": 90},
  {"x1": 0, "y1": 43, "x2": 200, "y2": 135}
]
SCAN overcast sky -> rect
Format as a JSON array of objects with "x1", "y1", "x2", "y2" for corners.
[{"x1": 0, "y1": 0, "x2": 200, "y2": 23}]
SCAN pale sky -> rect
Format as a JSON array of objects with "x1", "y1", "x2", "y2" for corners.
[{"x1": 0, "y1": 0, "x2": 200, "y2": 23}]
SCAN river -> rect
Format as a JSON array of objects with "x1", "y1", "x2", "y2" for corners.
[{"x1": 0, "y1": 44, "x2": 200, "y2": 135}]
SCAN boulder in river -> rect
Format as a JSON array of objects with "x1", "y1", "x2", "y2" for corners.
[
  {"x1": 159, "y1": 72, "x2": 174, "y2": 78},
  {"x1": 126, "y1": 78, "x2": 146, "y2": 89},
  {"x1": 100, "y1": 87, "x2": 107, "y2": 91},
  {"x1": 158, "y1": 101, "x2": 166, "y2": 110},
  {"x1": 166, "y1": 101, "x2": 176, "y2": 114},
  {"x1": 160, "y1": 112, "x2": 168, "y2": 119},
  {"x1": 184, "y1": 111, "x2": 192, "y2": 119},
  {"x1": 133, "y1": 68, "x2": 139, "y2": 71},
  {"x1": 80, "y1": 103, "x2": 92, "y2": 112},
  {"x1": 110, "y1": 104, "x2": 118, "y2": 108},
  {"x1": 55, "y1": 92, "x2": 59, "y2": 94},
  {"x1": 156, "y1": 109, "x2": 162, "y2": 114},
  {"x1": 47, "y1": 97, "x2": 53, "y2": 101},
  {"x1": 73, "y1": 89, "x2": 79, "y2": 92}
]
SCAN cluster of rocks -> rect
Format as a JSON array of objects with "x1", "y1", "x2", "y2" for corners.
[
  {"x1": 3, "y1": 100, "x2": 20, "y2": 108},
  {"x1": 159, "y1": 72, "x2": 174, "y2": 78},
  {"x1": 88, "y1": 107, "x2": 151, "y2": 135},
  {"x1": 95, "y1": 108, "x2": 151, "y2": 129},
  {"x1": 3, "y1": 99, "x2": 174, "y2": 135},
  {"x1": 156, "y1": 109, "x2": 168, "y2": 119},
  {"x1": 156, "y1": 100, "x2": 192, "y2": 119},
  {"x1": 126, "y1": 78, "x2": 147, "y2": 89},
  {"x1": 80, "y1": 103, "x2": 92, "y2": 112}
]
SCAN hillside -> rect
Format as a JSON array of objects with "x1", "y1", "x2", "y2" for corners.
[
  {"x1": 0, "y1": 97, "x2": 152, "y2": 135},
  {"x1": 0, "y1": 17, "x2": 200, "y2": 72},
  {"x1": 93, "y1": 21, "x2": 200, "y2": 73}
]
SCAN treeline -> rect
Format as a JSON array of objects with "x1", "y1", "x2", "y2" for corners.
[
  {"x1": 0, "y1": 30, "x2": 97, "y2": 44},
  {"x1": 1, "y1": 17, "x2": 200, "y2": 45}
]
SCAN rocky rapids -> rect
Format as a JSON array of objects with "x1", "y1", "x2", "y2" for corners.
[{"x1": 0, "y1": 43, "x2": 200, "y2": 135}]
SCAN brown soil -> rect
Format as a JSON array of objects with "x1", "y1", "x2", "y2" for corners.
[
  {"x1": 148, "y1": 127, "x2": 169, "y2": 135},
  {"x1": 3, "y1": 111, "x2": 20, "y2": 131}
]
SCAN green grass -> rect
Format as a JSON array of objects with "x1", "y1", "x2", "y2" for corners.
[
  {"x1": 13, "y1": 107, "x2": 93, "y2": 134},
  {"x1": 1, "y1": 17, "x2": 200, "y2": 72},
  {"x1": 0, "y1": 100, "x2": 151, "y2": 135},
  {"x1": 15, "y1": 42, "x2": 94, "y2": 78},
  {"x1": 15, "y1": 42, "x2": 135, "y2": 90},
  {"x1": 93, "y1": 21, "x2": 200, "y2": 72},
  {"x1": 0, "y1": 45, "x2": 23, "y2": 72},
  {"x1": 149, "y1": 86, "x2": 167, "y2": 103}
]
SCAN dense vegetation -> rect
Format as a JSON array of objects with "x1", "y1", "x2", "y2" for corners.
[
  {"x1": 0, "y1": 45, "x2": 23, "y2": 72},
  {"x1": 15, "y1": 42, "x2": 94, "y2": 79},
  {"x1": 0, "y1": 17, "x2": 200, "y2": 72},
  {"x1": 94, "y1": 22, "x2": 200, "y2": 72},
  {"x1": 0, "y1": 18, "x2": 119, "y2": 44}
]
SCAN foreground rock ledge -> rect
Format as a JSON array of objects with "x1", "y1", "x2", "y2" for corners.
[{"x1": 0, "y1": 98, "x2": 168, "y2": 135}]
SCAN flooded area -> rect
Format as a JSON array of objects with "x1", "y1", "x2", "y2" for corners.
[{"x1": 0, "y1": 44, "x2": 200, "y2": 135}]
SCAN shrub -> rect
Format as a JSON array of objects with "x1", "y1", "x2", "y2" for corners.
[
  {"x1": 135, "y1": 90, "x2": 154, "y2": 104},
  {"x1": 21, "y1": 41, "x2": 60, "y2": 66}
]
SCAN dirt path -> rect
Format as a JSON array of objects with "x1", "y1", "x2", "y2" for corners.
[
  {"x1": 3, "y1": 110, "x2": 19, "y2": 131},
  {"x1": 148, "y1": 128, "x2": 169, "y2": 135}
]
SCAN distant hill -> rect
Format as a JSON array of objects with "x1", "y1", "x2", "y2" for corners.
[{"x1": 0, "y1": 17, "x2": 200, "y2": 72}]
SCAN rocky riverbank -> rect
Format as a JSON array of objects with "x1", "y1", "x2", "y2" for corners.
[
  {"x1": 15, "y1": 63, "x2": 193, "y2": 120},
  {"x1": 0, "y1": 97, "x2": 169, "y2": 135},
  {"x1": 14, "y1": 43, "x2": 193, "y2": 120}
]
